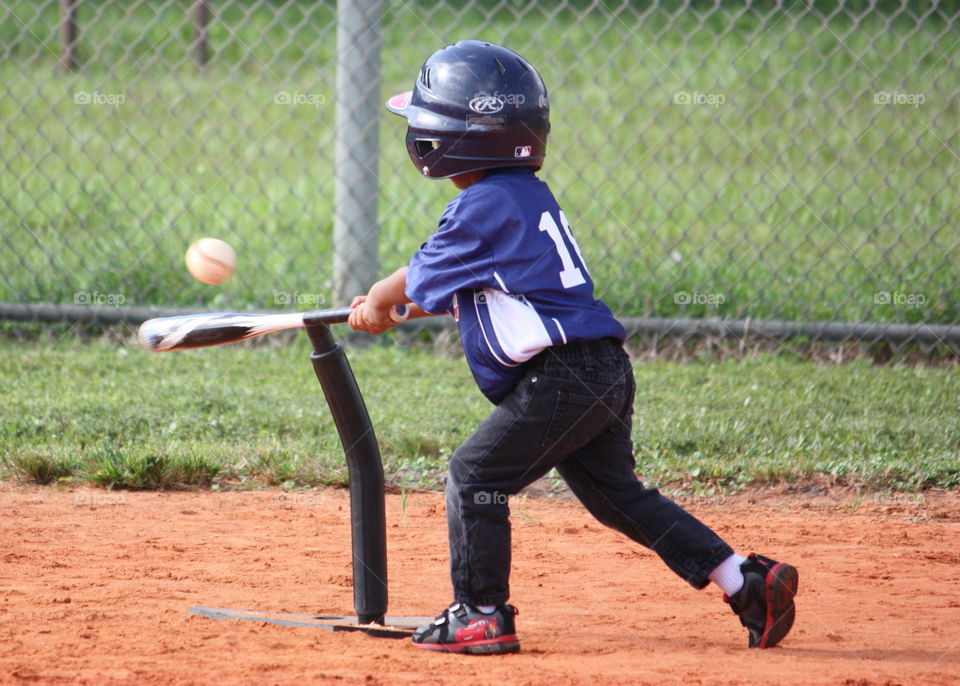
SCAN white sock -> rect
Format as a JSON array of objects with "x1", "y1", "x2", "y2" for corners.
[
  {"x1": 708, "y1": 553, "x2": 748, "y2": 597},
  {"x1": 475, "y1": 604, "x2": 497, "y2": 614}
]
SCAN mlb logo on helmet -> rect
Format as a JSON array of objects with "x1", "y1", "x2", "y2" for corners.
[{"x1": 514, "y1": 146, "x2": 532, "y2": 158}]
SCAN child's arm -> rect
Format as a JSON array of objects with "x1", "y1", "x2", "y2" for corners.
[{"x1": 348, "y1": 267, "x2": 438, "y2": 334}]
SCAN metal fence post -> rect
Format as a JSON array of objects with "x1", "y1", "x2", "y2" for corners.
[
  {"x1": 191, "y1": 0, "x2": 210, "y2": 68},
  {"x1": 333, "y1": 0, "x2": 383, "y2": 305},
  {"x1": 59, "y1": 0, "x2": 80, "y2": 72}
]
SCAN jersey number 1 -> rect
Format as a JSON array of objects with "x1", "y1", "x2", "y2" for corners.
[{"x1": 538, "y1": 210, "x2": 588, "y2": 289}]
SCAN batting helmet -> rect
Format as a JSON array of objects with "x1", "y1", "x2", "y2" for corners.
[{"x1": 385, "y1": 40, "x2": 550, "y2": 179}]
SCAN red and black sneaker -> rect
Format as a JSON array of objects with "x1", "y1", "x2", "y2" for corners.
[
  {"x1": 411, "y1": 603, "x2": 520, "y2": 655},
  {"x1": 725, "y1": 553, "x2": 799, "y2": 648}
]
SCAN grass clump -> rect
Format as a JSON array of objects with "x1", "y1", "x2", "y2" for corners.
[
  {"x1": 4, "y1": 451, "x2": 77, "y2": 485},
  {"x1": 84, "y1": 443, "x2": 223, "y2": 490}
]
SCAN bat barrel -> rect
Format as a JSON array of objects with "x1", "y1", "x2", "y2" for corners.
[
  {"x1": 138, "y1": 304, "x2": 408, "y2": 353},
  {"x1": 138, "y1": 311, "x2": 304, "y2": 352}
]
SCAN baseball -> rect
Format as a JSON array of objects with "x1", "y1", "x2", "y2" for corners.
[{"x1": 185, "y1": 238, "x2": 235, "y2": 285}]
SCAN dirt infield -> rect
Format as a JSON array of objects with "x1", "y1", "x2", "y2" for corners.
[{"x1": 2, "y1": 484, "x2": 958, "y2": 685}]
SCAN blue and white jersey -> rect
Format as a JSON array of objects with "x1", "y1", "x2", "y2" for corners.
[{"x1": 406, "y1": 168, "x2": 626, "y2": 404}]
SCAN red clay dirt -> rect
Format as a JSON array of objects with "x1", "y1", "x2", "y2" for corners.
[{"x1": 1, "y1": 484, "x2": 958, "y2": 685}]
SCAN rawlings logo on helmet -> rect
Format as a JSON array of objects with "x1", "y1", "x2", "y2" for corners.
[
  {"x1": 469, "y1": 90, "x2": 528, "y2": 114},
  {"x1": 468, "y1": 92, "x2": 505, "y2": 114}
]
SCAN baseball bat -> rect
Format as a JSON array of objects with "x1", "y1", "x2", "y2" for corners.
[{"x1": 138, "y1": 304, "x2": 408, "y2": 353}]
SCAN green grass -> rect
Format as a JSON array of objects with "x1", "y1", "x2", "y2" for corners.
[
  {"x1": 1, "y1": 337, "x2": 956, "y2": 491},
  {"x1": 1, "y1": 1, "x2": 958, "y2": 324}
]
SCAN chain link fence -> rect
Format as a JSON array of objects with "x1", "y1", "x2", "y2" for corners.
[{"x1": 2, "y1": 0, "x2": 959, "y2": 352}]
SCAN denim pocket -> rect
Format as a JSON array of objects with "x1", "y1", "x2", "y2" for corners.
[{"x1": 541, "y1": 390, "x2": 608, "y2": 450}]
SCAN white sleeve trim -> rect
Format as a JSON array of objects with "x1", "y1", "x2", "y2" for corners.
[{"x1": 552, "y1": 317, "x2": 568, "y2": 345}]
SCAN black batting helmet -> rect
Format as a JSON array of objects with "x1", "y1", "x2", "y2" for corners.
[{"x1": 385, "y1": 40, "x2": 550, "y2": 179}]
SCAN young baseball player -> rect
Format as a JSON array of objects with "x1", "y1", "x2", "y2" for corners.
[{"x1": 349, "y1": 40, "x2": 798, "y2": 655}]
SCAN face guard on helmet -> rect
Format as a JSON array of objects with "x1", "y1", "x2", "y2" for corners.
[{"x1": 386, "y1": 40, "x2": 550, "y2": 179}]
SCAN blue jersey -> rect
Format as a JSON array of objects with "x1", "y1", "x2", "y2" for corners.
[{"x1": 405, "y1": 168, "x2": 626, "y2": 404}]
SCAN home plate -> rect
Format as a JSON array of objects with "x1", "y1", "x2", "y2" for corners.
[{"x1": 188, "y1": 606, "x2": 430, "y2": 639}]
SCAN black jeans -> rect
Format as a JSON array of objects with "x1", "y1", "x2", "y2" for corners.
[{"x1": 446, "y1": 338, "x2": 734, "y2": 606}]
